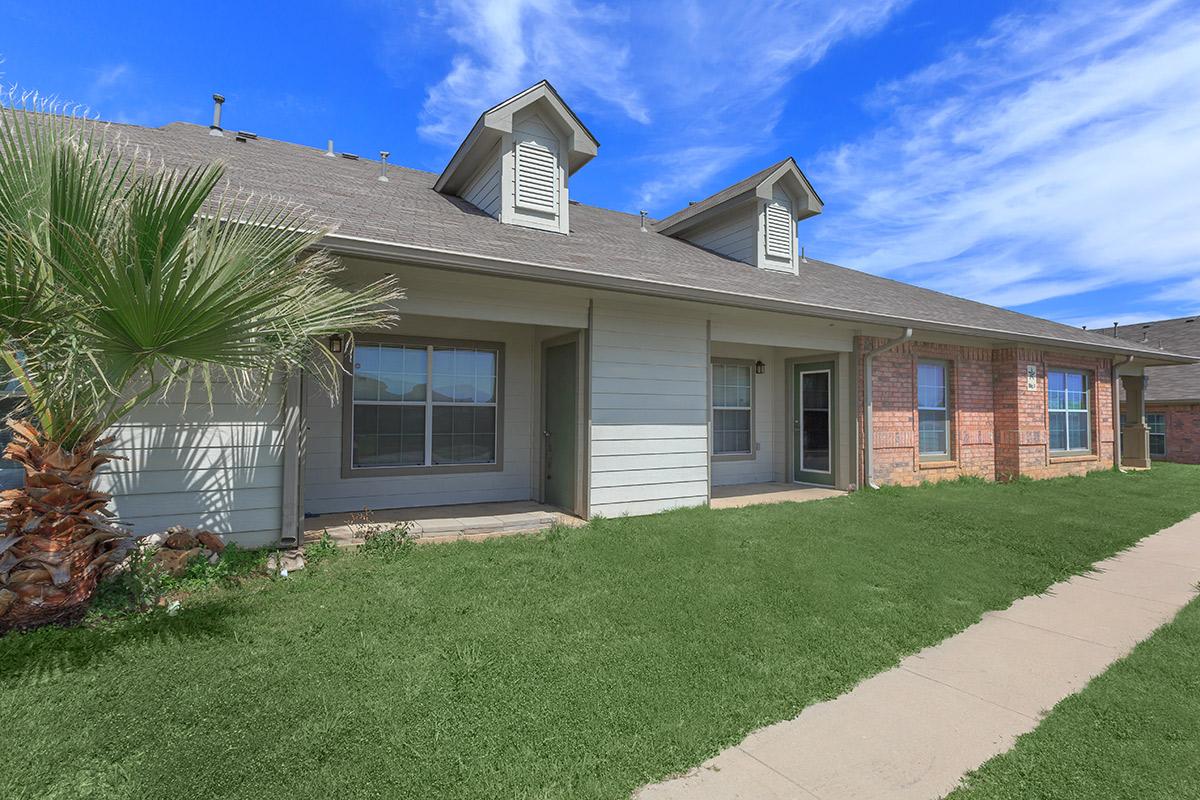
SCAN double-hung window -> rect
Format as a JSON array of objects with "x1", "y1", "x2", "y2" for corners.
[
  {"x1": 1148, "y1": 412, "x2": 1167, "y2": 457},
  {"x1": 917, "y1": 360, "x2": 951, "y2": 460},
  {"x1": 349, "y1": 340, "x2": 501, "y2": 472},
  {"x1": 1047, "y1": 369, "x2": 1091, "y2": 453},
  {"x1": 712, "y1": 361, "x2": 753, "y2": 456}
]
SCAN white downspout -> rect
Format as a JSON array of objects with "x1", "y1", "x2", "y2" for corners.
[
  {"x1": 1113, "y1": 354, "x2": 1133, "y2": 474},
  {"x1": 864, "y1": 328, "x2": 913, "y2": 489}
]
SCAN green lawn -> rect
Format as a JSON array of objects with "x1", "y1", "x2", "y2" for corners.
[
  {"x1": 949, "y1": 594, "x2": 1200, "y2": 800},
  {"x1": 4, "y1": 465, "x2": 1200, "y2": 800}
]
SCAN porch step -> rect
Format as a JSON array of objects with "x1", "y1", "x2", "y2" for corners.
[{"x1": 303, "y1": 503, "x2": 574, "y2": 548}]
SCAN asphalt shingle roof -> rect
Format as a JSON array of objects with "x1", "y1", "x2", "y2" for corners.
[
  {"x1": 652, "y1": 157, "x2": 792, "y2": 231},
  {"x1": 86, "y1": 117, "x2": 1190, "y2": 362},
  {"x1": 1115, "y1": 317, "x2": 1200, "y2": 401}
]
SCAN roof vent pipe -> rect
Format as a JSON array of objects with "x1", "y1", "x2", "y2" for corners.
[
  {"x1": 209, "y1": 94, "x2": 225, "y2": 137},
  {"x1": 801, "y1": 245, "x2": 808, "y2": 263},
  {"x1": 639, "y1": 210, "x2": 648, "y2": 232},
  {"x1": 1113, "y1": 322, "x2": 1119, "y2": 338},
  {"x1": 378, "y1": 151, "x2": 390, "y2": 182},
  {"x1": 325, "y1": 139, "x2": 335, "y2": 157},
  {"x1": 863, "y1": 328, "x2": 914, "y2": 489}
]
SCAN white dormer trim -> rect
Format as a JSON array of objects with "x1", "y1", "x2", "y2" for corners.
[
  {"x1": 759, "y1": 185, "x2": 798, "y2": 273},
  {"x1": 657, "y1": 158, "x2": 821, "y2": 272},
  {"x1": 435, "y1": 80, "x2": 597, "y2": 192},
  {"x1": 501, "y1": 111, "x2": 570, "y2": 234}
]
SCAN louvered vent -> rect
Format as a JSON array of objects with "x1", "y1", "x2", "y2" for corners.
[
  {"x1": 514, "y1": 137, "x2": 558, "y2": 214},
  {"x1": 764, "y1": 201, "x2": 793, "y2": 261}
]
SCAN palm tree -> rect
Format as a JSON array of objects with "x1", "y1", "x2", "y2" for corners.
[{"x1": 0, "y1": 101, "x2": 402, "y2": 632}]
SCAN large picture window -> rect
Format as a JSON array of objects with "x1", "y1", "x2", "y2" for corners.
[
  {"x1": 1047, "y1": 369, "x2": 1091, "y2": 453},
  {"x1": 349, "y1": 340, "x2": 500, "y2": 472},
  {"x1": 1148, "y1": 412, "x2": 1167, "y2": 457},
  {"x1": 917, "y1": 360, "x2": 951, "y2": 459},
  {"x1": 712, "y1": 361, "x2": 753, "y2": 456}
]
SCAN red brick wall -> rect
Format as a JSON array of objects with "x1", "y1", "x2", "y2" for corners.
[
  {"x1": 1146, "y1": 403, "x2": 1200, "y2": 465},
  {"x1": 858, "y1": 337, "x2": 1115, "y2": 485}
]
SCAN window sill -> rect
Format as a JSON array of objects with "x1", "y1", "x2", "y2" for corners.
[
  {"x1": 1048, "y1": 452, "x2": 1097, "y2": 464},
  {"x1": 918, "y1": 459, "x2": 958, "y2": 470},
  {"x1": 341, "y1": 462, "x2": 503, "y2": 479},
  {"x1": 713, "y1": 452, "x2": 756, "y2": 463}
]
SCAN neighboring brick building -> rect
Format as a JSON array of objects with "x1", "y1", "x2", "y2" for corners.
[
  {"x1": 1116, "y1": 317, "x2": 1200, "y2": 465},
  {"x1": 859, "y1": 337, "x2": 1118, "y2": 485}
]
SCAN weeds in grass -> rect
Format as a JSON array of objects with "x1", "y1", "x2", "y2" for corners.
[
  {"x1": 359, "y1": 522, "x2": 417, "y2": 560},
  {"x1": 304, "y1": 532, "x2": 341, "y2": 565},
  {"x1": 87, "y1": 545, "x2": 267, "y2": 621},
  {"x1": 88, "y1": 548, "x2": 168, "y2": 619},
  {"x1": 164, "y1": 545, "x2": 268, "y2": 594}
]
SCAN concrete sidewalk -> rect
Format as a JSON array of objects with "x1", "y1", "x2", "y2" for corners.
[{"x1": 636, "y1": 513, "x2": 1200, "y2": 800}]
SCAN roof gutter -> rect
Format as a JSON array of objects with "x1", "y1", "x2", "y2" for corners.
[
  {"x1": 863, "y1": 328, "x2": 913, "y2": 489},
  {"x1": 319, "y1": 234, "x2": 1195, "y2": 365}
]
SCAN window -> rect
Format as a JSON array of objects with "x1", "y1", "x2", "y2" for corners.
[
  {"x1": 1047, "y1": 369, "x2": 1091, "y2": 453},
  {"x1": 0, "y1": 362, "x2": 24, "y2": 490},
  {"x1": 1148, "y1": 412, "x2": 1167, "y2": 457},
  {"x1": 349, "y1": 341, "x2": 500, "y2": 472},
  {"x1": 712, "y1": 361, "x2": 752, "y2": 456},
  {"x1": 917, "y1": 360, "x2": 951, "y2": 459}
]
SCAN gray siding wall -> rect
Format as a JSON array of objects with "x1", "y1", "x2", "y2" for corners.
[
  {"x1": 710, "y1": 343, "x2": 781, "y2": 486},
  {"x1": 461, "y1": 142, "x2": 502, "y2": 218},
  {"x1": 101, "y1": 381, "x2": 286, "y2": 548},
  {"x1": 589, "y1": 297, "x2": 709, "y2": 516},
  {"x1": 682, "y1": 204, "x2": 757, "y2": 265},
  {"x1": 303, "y1": 316, "x2": 538, "y2": 516}
]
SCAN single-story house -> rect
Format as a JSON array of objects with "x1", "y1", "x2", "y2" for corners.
[
  {"x1": 16, "y1": 81, "x2": 1189, "y2": 547},
  {"x1": 1115, "y1": 317, "x2": 1200, "y2": 464}
]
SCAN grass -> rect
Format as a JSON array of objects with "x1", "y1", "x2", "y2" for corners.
[
  {"x1": 3, "y1": 464, "x2": 1199, "y2": 800},
  {"x1": 949, "y1": 594, "x2": 1200, "y2": 800}
]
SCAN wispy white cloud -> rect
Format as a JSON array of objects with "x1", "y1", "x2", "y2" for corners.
[
  {"x1": 90, "y1": 63, "x2": 130, "y2": 93},
  {"x1": 809, "y1": 0, "x2": 1200, "y2": 318},
  {"x1": 415, "y1": 0, "x2": 647, "y2": 144},
  {"x1": 406, "y1": 0, "x2": 908, "y2": 211}
]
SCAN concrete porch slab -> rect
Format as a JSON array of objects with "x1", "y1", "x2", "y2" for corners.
[
  {"x1": 710, "y1": 482, "x2": 846, "y2": 510},
  {"x1": 303, "y1": 500, "x2": 584, "y2": 545}
]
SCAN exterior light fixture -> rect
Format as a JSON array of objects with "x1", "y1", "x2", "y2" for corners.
[
  {"x1": 328, "y1": 333, "x2": 344, "y2": 354},
  {"x1": 754, "y1": 360, "x2": 766, "y2": 375}
]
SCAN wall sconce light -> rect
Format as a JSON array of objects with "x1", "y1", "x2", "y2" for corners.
[
  {"x1": 328, "y1": 333, "x2": 344, "y2": 354},
  {"x1": 754, "y1": 360, "x2": 766, "y2": 375}
]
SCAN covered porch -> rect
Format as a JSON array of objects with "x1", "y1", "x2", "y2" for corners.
[
  {"x1": 291, "y1": 258, "x2": 594, "y2": 548},
  {"x1": 707, "y1": 306, "x2": 861, "y2": 494}
]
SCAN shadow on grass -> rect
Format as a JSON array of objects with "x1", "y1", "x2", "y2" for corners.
[{"x1": 0, "y1": 596, "x2": 250, "y2": 685}]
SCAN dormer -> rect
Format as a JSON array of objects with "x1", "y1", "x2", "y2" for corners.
[
  {"x1": 435, "y1": 81, "x2": 599, "y2": 235},
  {"x1": 654, "y1": 158, "x2": 823, "y2": 274}
]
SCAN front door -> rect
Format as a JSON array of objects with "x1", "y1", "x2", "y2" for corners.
[
  {"x1": 793, "y1": 362, "x2": 835, "y2": 486},
  {"x1": 543, "y1": 341, "x2": 578, "y2": 511}
]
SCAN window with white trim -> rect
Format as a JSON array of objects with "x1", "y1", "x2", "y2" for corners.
[
  {"x1": 350, "y1": 342, "x2": 499, "y2": 469},
  {"x1": 917, "y1": 360, "x2": 951, "y2": 459},
  {"x1": 1148, "y1": 412, "x2": 1167, "y2": 457},
  {"x1": 1047, "y1": 369, "x2": 1091, "y2": 453},
  {"x1": 712, "y1": 361, "x2": 752, "y2": 456}
]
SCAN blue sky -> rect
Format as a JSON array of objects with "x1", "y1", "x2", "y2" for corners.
[{"x1": 2, "y1": 0, "x2": 1198, "y2": 329}]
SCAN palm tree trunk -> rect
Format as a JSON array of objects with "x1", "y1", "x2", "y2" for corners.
[{"x1": 0, "y1": 419, "x2": 130, "y2": 633}]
